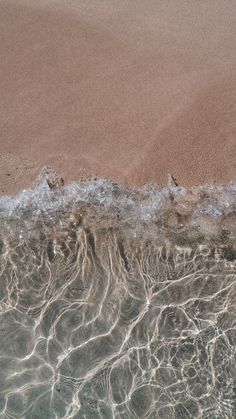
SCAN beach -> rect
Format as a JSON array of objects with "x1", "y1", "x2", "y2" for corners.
[
  {"x1": 0, "y1": 0, "x2": 235, "y2": 195},
  {"x1": 1, "y1": 2, "x2": 236, "y2": 418}
]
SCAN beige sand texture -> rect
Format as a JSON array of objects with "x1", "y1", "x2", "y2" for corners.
[{"x1": 0, "y1": 0, "x2": 236, "y2": 195}]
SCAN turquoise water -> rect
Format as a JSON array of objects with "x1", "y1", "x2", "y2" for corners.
[{"x1": 0, "y1": 174, "x2": 236, "y2": 418}]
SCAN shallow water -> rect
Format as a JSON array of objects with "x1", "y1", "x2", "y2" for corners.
[{"x1": 0, "y1": 175, "x2": 236, "y2": 418}]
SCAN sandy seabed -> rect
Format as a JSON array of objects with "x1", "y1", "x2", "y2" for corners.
[{"x1": 0, "y1": 175, "x2": 236, "y2": 418}]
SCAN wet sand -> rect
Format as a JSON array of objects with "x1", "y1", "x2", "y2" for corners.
[{"x1": 0, "y1": 0, "x2": 236, "y2": 195}]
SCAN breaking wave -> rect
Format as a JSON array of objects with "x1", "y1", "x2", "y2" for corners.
[{"x1": 0, "y1": 170, "x2": 236, "y2": 418}]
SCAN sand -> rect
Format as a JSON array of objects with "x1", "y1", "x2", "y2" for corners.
[{"x1": 0, "y1": 0, "x2": 235, "y2": 195}]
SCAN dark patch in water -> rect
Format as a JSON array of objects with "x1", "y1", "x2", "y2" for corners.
[
  {"x1": 0, "y1": 238, "x2": 4, "y2": 255},
  {"x1": 118, "y1": 240, "x2": 130, "y2": 272},
  {"x1": 47, "y1": 240, "x2": 54, "y2": 263},
  {"x1": 222, "y1": 245, "x2": 236, "y2": 261}
]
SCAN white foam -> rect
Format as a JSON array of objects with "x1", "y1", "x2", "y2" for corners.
[{"x1": 0, "y1": 170, "x2": 235, "y2": 224}]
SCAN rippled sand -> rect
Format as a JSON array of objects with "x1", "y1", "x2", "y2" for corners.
[{"x1": 0, "y1": 175, "x2": 236, "y2": 418}]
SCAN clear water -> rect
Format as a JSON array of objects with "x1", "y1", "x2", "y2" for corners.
[{"x1": 0, "y1": 174, "x2": 236, "y2": 418}]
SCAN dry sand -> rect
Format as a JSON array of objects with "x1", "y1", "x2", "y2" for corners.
[{"x1": 0, "y1": 0, "x2": 235, "y2": 195}]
